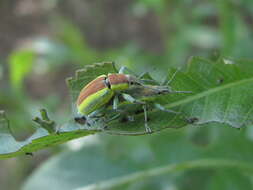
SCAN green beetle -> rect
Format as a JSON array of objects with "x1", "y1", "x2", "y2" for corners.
[
  {"x1": 76, "y1": 73, "x2": 140, "y2": 116},
  {"x1": 75, "y1": 66, "x2": 190, "y2": 133}
]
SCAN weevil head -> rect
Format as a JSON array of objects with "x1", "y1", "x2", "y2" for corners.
[
  {"x1": 108, "y1": 74, "x2": 142, "y2": 91},
  {"x1": 156, "y1": 85, "x2": 172, "y2": 94},
  {"x1": 124, "y1": 85, "x2": 172, "y2": 99}
]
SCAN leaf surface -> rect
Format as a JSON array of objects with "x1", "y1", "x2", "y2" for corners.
[
  {"x1": 22, "y1": 128, "x2": 253, "y2": 190},
  {"x1": 1, "y1": 57, "x2": 253, "y2": 158}
]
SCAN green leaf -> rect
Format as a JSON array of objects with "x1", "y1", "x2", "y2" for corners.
[
  {"x1": 0, "y1": 63, "x2": 116, "y2": 158},
  {"x1": 9, "y1": 50, "x2": 35, "y2": 89},
  {"x1": 67, "y1": 62, "x2": 189, "y2": 135},
  {"x1": 68, "y1": 57, "x2": 253, "y2": 135},
  {"x1": 164, "y1": 57, "x2": 253, "y2": 129},
  {"x1": 2, "y1": 56, "x2": 253, "y2": 158},
  {"x1": 21, "y1": 126, "x2": 253, "y2": 190},
  {"x1": 22, "y1": 129, "x2": 253, "y2": 190},
  {"x1": 72, "y1": 159, "x2": 253, "y2": 190},
  {"x1": 55, "y1": 18, "x2": 97, "y2": 63},
  {"x1": 0, "y1": 62, "x2": 118, "y2": 159},
  {"x1": 207, "y1": 170, "x2": 252, "y2": 190},
  {"x1": 0, "y1": 110, "x2": 97, "y2": 159},
  {"x1": 216, "y1": 0, "x2": 237, "y2": 56},
  {"x1": 22, "y1": 145, "x2": 138, "y2": 190}
]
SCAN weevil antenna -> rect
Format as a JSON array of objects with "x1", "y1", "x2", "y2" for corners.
[
  {"x1": 119, "y1": 66, "x2": 139, "y2": 76},
  {"x1": 171, "y1": 90, "x2": 192, "y2": 94},
  {"x1": 166, "y1": 67, "x2": 181, "y2": 85},
  {"x1": 138, "y1": 71, "x2": 148, "y2": 79},
  {"x1": 112, "y1": 61, "x2": 119, "y2": 73},
  {"x1": 140, "y1": 79, "x2": 160, "y2": 84}
]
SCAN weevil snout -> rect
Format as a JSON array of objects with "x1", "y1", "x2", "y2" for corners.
[
  {"x1": 155, "y1": 86, "x2": 172, "y2": 94},
  {"x1": 142, "y1": 85, "x2": 172, "y2": 95}
]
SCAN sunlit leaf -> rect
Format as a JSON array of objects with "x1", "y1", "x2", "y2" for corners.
[
  {"x1": 1, "y1": 57, "x2": 253, "y2": 158},
  {"x1": 9, "y1": 50, "x2": 35, "y2": 89}
]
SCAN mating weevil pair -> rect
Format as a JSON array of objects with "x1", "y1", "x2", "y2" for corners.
[{"x1": 75, "y1": 63, "x2": 191, "y2": 133}]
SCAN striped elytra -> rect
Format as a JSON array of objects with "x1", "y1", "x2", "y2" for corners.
[
  {"x1": 76, "y1": 75, "x2": 107, "y2": 106},
  {"x1": 76, "y1": 73, "x2": 132, "y2": 115}
]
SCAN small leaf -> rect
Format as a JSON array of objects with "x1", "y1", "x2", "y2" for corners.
[
  {"x1": 32, "y1": 109, "x2": 56, "y2": 134},
  {"x1": 55, "y1": 18, "x2": 97, "y2": 63},
  {"x1": 9, "y1": 50, "x2": 35, "y2": 89}
]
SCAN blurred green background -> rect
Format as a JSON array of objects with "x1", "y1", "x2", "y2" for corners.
[{"x1": 1, "y1": 0, "x2": 253, "y2": 189}]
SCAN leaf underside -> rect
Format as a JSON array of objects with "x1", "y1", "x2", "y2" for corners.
[{"x1": 1, "y1": 57, "x2": 253, "y2": 158}]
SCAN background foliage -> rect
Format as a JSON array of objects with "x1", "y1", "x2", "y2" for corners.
[{"x1": 0, "y1": 0, "x2": 253, "y2": 189}]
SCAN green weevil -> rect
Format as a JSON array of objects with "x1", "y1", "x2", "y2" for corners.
[{"x1": 75, "y1": 65, "x2": 190, "y2": 133}]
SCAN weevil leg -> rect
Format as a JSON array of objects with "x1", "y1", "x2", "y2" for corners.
[
  {"x1": 122, "y1": 93, "x2": 145, "y2": 104},
  {"x1": 105, "y1": 113, "x2": 121, "y2": 123},
  {"x1": 166, "y1": 67, "x2": 181, "y2": 85},
  {"x1": 154, "y1": 103, "x2": 180, "y2": 114},
  {"x1": 88, "y1": 108, "x2": 107, "y2": 119},
  {"x1": 113, "y1": 94, "x2": 119, "y2": 110},
  {"x1": 143, "y1": 105, "x2": 152, "y2": 133},
  {"x1": 138, "y1": 71, "x2": 148, "y2": 79},
  {"x1": 118, "y1": 66, "x2": 126, "y2": 74},
  {"x1": 84, "y1": 116, "x2": 93, "y2": 127},
  {"x1": 112, "y1": 61, "x2": 118, "y2": 73},
  {"x1": 118, "y1": 66, "x2": 138, "y2": 76},
  {"x1": 171, "y1": 90, "x2": 192, "y2": 94},
  {"x1": 138, "y1": 73, "x2": 161, "y2": 85}
]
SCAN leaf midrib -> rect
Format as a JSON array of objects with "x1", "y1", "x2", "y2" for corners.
[{"x1": 167, "y1": 77, "x2": 253, "y2": 108}]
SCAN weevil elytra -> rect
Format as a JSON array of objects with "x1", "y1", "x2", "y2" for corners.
[{"x1": 75, "y1": 64, "x2": 190, "y2": 133}]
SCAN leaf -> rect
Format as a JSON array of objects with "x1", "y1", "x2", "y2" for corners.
[
  {"x1": 22, "y1": 128, "x2": 253, "y2": 190},
  {"x1": 0, "y1": 110, "x2": 97, "y2": 159},
  {"x1": 0, "y1": 63, "x2": 117, "y2": 158},
  {"x1": 22, "y1": 145, "x2": 138, "y2": 190},
  {"x1": 216, "y1": 1, "x2": 237, "y2": 56},
  {"x1": 68, "y1": 57, "x2": 253, "y2": 135},
  {"x1": 0, "y1": 62, "x2": 119, "y2": 159},
  {"x1": 67, "y1": 62, "x2": 190, "y2": 135},
  {"x1": 73, "y1": 159, "x2": 253, "y2": 190},
  {"x1": 1, "y1": 56, "x2": 253, "y2": 158},
  {"x1": 55, "y1": 18, "x2": 97, "y2": 63},
  {"x1": 9, "y1": 50, "x2": 35, "y2": 89},
  {"x1": 207, "y1": 170, "x2": 252, "y2": 190},
  {"x1": 164, "y1": 57, "x2": 253, "y2": 129}
]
